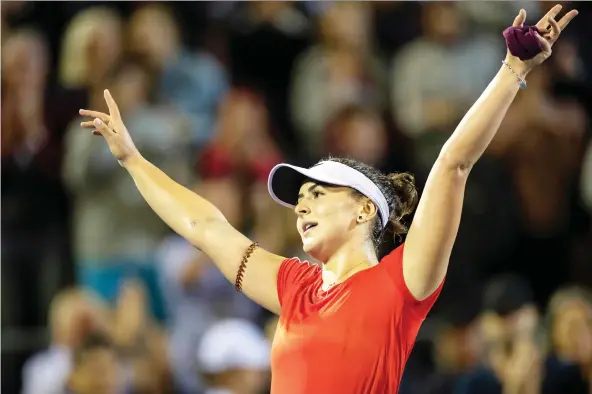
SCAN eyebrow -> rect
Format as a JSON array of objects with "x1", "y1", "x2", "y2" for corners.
[{"x1": 297, "y1": 184, "x2": 320, "y2": 201}]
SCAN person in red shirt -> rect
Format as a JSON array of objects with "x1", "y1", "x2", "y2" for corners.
[{"x1": 78, "y1": 6, "x2": 576, "y2": 393}]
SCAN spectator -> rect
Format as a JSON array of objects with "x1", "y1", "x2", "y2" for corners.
[
  {"x1": 290, "y1": 1, "x2": 388, "y2": 158},
  {"x1": 400, "y1": 300, "x2": 480, "y2": 394},
  {"x1": 22, "y1": 288, "x2": 110, "y2": 394},
  {"x1": 128, "y1": 3, "x2": 228, "y2": 146},
  {"x1": 2, "y1": 28, "x2": 49, "y2": 160},
  {"x1": 197, "y1": 319, "x2": 271, "y2": 394},
  {"x1": 112, "y1": 281, "x2": 171, "y2": 394},
  {"x1": 66, "y1": 333, "x2": 123, "y2": 394},
  {"x1": 391, "y1": 2, "x2": 502, "y2": 137},
  {"x1": 455, "y1": 274, "x2": 587, "y2": 394},
  {"x1": 58, "y1": 6, "x2": 122, "y2": 92},
  {"x1": 225, "y1": 2, "x2": 311, "y2": 154},
  {"x1": 2, "y1": 28, "x2": 75, "y2": 331},
  {"x1": 487, "y1": 65, "x2": 588, "y2": 303},
  {"x1": 62, "y1": 57, "x2": 193, "y2": 321},
  {"x1": 198, "y1": 89, "x2": 284, "y2": 176},
  {"x1": 489, "y1": 65, "x2": 587, "y2": 238},
  {"x1": 323, "y1": 105, "x2": 389, "y2": 168},
  {"x1": 547, "y1": 286, "x2": 592, "y2": 390}
]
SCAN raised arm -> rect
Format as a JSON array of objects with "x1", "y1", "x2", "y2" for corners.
[
  {"x1": 402, "y1": 6, "x2": 578, "y2": 300},
  {"x1": 80, "y1": 90, "x2": 285, "y2": 314}
]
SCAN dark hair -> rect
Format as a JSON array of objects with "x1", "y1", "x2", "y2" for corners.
[
  {"x1": 73, "y1": 332, "x2": 114, "y2": 365},
  {"x1": 482, "y1": 274, "x2": 534, "y2": 316},
  {"x1": 325, "y1": 156, "x2": 419, "y2": 252}
]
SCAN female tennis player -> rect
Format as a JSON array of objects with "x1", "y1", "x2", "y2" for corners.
[{"x1": 80, "y1": 6, "x2": 576, "y2": 394}]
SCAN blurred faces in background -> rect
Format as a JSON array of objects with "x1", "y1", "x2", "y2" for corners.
[
  {"x1": 109, "y1": 60, "x2": 153, "y2": 116},
  {"x1": 127, "y1": 4, "x2": 179, "y2": 70},
  {"x1": 127, "y1": 3, "x2": 229, "y2": 147},
  {"x1": 67, "y1": 333, "x2": 121, "y2": 394},
  {"x1": 324, "y1": 105, "x2": 388, "y2": 167},
  {"x1": 319, "y1": 2, "x2": 372, "y2": 52},
  {"x1": 59, "y1": 7, "x2": 122, "y2": 90},
  {"x1": 201, "y1": 88, "x2": 283, "y2": 180},
  {"x1": 391, "y1": 2, "x2": 503, "y2": 137},
  {"x1": 421, "y1": 2, "x2": 464, "y2": 45},
  {"x1": 2, "y1": 29, "x2": 49, "y2": 157},
  {"x1": 548, "y1": 287, "x2": 592, "y2": 373},
  {"x1": 490, "y1": 65, "x2": 587, "y2": 237},
  {"x1": 291, "y1": 2, "x2": 387, "y2": 157},
  {"x1": 478, "y1": 275, "x2": 544, "y2": 394},
  {"x1": 21, "y1": 288, "x2": 111, "y2": 394}
]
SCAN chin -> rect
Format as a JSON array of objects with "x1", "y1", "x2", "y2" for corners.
[{"x1": 301, "y1": 239, "x2": 328, "y2": 263}]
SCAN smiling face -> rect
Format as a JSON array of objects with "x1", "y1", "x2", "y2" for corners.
[{"x1": 295, "y1": 181, "x2": 369, "y2": 262}]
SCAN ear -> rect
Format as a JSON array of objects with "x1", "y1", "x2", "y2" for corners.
[{"x1": 356, "y1": 198, "x2": 378, "y2": 225}]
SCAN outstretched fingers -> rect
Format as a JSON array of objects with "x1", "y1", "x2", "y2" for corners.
[
  {"x1": 536, "y1": 4, "x2": 562, "y2": 30},
  {"x1": 512, "y1": 9, "x2": 526, "y2": 27},
  {"x1": 92, "y1": 118, "x2": 116, "y2": 138},
  {"x1": 80, "y1": 109, "x2": 110, "y2": 123},
  {"x1": 103, "y1": 89, "x2": 122, "y2": 122},
  {"x1": 547, "y1": 17, "x2": 561, "y2": 43},
  {"x1": 557, "y1": 9, "x2": 578, "y2": 30},
  {"x1": 80, "y1": 121, "x2": 97, "y2": 129}
]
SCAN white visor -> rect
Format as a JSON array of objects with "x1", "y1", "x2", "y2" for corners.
[{"x1": 267, "y1": 161, "x2": 390, "y2": 228}]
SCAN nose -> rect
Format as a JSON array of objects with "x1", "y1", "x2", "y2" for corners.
[{"x1": 294, "y1": 201, "x2": 310, "y2": 217}]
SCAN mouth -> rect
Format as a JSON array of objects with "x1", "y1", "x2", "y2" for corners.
[{"x1": 301, "y1": 221, "x2": 318, "y2": 235}]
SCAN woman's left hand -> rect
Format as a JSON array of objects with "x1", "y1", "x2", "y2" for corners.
[{"x1": 506, "y1": 5, "x2": 578, "y2": 74}]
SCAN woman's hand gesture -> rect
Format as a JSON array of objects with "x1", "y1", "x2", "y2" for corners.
[
  {"x1": 506, "y1": 5, "x2": 578, "y2": 74},
  {"x1": 79, "y1": 89, "x2": 140, "y2": 164}
]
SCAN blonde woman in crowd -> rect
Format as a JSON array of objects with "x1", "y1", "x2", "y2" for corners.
[{"x1": 58, "y1": 6, "x2": 122, "y2": 91}]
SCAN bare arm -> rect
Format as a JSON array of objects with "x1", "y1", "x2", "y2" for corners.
[
  {"x1": 402, "y1": 6, "x2": 578, "y2": 300},
  {"x1": 125, "y1": 155, "x2": 285, "y2": 312},
  {"x1": 80, "y1": 91, "x2": 285, "y2": 314}
]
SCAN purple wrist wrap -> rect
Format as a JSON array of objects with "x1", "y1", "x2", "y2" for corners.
[{"x1": 503, "y1": 25, "x2": 544, "y2": 61}]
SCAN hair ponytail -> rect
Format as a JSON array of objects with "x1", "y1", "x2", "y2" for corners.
[{"x1": 386, "y1": 172, "x2": 419, "y2": 237}]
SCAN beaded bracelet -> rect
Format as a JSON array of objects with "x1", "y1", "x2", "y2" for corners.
[
  {"x1": 502, "y1": 60, "x2": 527, "y2": 89},
  {"x1": 235, "y1": 242, "x2": 259, "y2": 292}
]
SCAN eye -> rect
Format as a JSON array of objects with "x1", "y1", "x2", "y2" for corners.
[{"x1": 311, "y1": 190, "x2": 324, "y2": 199}]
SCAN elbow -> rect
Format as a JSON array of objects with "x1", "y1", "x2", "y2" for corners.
[
  {"x1": 435, "y1": 152, "x2": 473, "y2": 176},
  {"x1": 438, "y1": 137, "x2": 476, "y2": 175}
]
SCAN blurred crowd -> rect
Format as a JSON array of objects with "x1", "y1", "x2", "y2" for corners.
[{"x1": 1, "y1": 1, "x2": 591, "y2": 394}]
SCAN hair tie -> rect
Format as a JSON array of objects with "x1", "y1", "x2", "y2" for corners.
[{"x1": 503, "y1": 25, "x2": 544, "y2": 61}]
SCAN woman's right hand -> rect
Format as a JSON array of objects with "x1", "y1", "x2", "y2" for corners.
[
  {"x1": 504, "y1": 5, "x2": 578, "y2": 76},
  {"x1": 80, "y1": 89, "x2": 140, "y2": 164}
]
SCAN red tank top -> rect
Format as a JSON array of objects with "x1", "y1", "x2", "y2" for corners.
[{"x1": 270, "y1": 244, "x2": 443, "y2": 394}]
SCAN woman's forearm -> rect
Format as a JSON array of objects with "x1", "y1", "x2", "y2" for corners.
[
  {"x1": 124, "y1": 154, "x2": 226, "y2": 241},
  {"x1": 440, "y1": 64, "x2": 525, "y2": 169}
]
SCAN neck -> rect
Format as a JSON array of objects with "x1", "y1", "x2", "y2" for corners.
[{"x1": 322, "y1": 238, "x2": 377, "y2": 286}]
